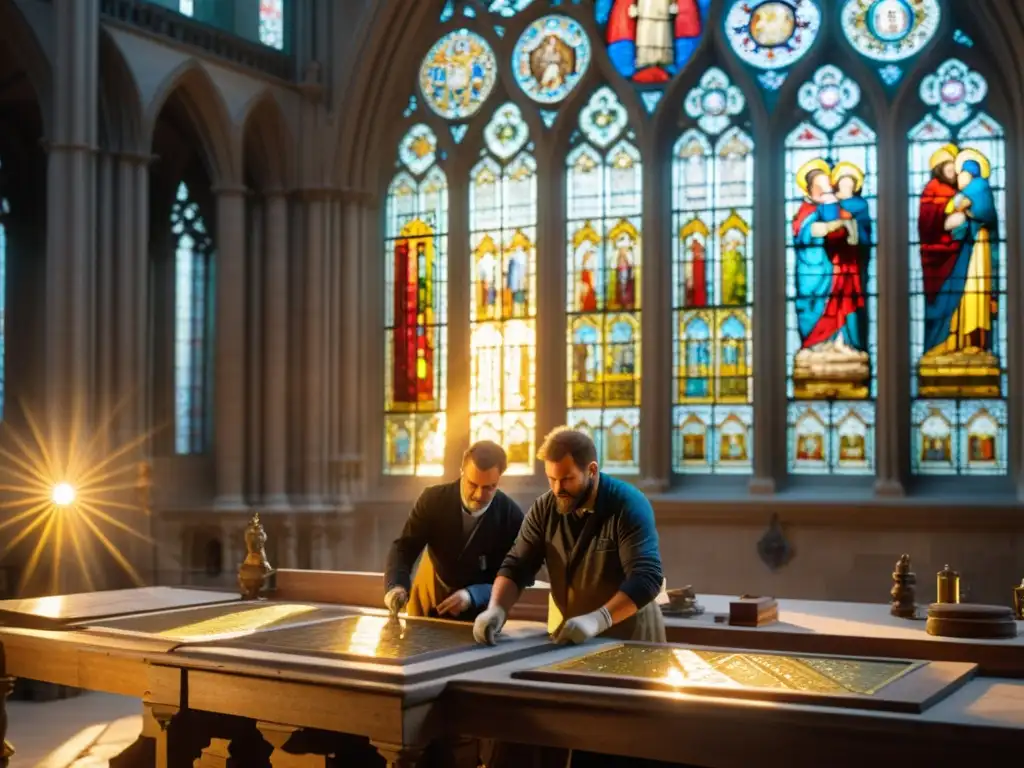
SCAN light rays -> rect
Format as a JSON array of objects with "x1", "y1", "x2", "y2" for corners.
[{"x1": 0, "y1": 396, "x2": 165, "y2": 596}]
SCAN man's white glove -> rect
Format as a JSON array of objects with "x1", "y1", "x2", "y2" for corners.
[
  {"x1": 553, "y1": 606, "x2": 612, "y2": 645},
  {"x1": 384, "y1": 586, "x2": 408, "y2": 616},
  {"x1": 473, "y1": 605, "x2": 507, "y2": 646}
]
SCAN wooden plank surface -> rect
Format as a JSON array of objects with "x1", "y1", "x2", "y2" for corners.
[
  {"x1": 0, "y1": 586, "x2": 239, "y2": 629},
  {"x1": 664, "y1": 594, "x2": 1024, "y2": 675}
]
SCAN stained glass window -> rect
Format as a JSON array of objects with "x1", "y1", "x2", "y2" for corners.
[
  {"x1": 0, "y1": 196, "x2": 7, "y2": 421},
  {"x1": 419, "y1": 29, "x2": 498, "y2": 120},
  {"x1": 841, "y1": 0, "x2": 941, "y2": 86},
  {"x1": 469, "y1": 104, "x2": 537, "y2": 475},
  {"x1": 724, "y1": 0, "x2": 821, "y2": 94},
  {"x1": 908, "y1": 59, "x2": 1006, "y2": 476},
  {"x1": 171, "y1": 182, "x2": 213, "y2": 455},
  {"x1": 784, "y1": 65, "x2": 877, "y2": 475},
  {"x1": 258, "y1": 0, "x2": 285, "y2": 50},
  {"x1": 671, "y1": 68, "x2": 754, "y2": 475},
  {"x1": 489, "y1": 0, "x2": 534, "y2": 16},
  {"x1": 384, "y1": 124, "x2": 449, "y2": 476},
  {"x1": 512, "y1": 15, "x2": 592, "y2": 105},
  {"x1": 566, "y1": 87, "x2": 642, "y2": 474},
  {"x1": 594, "y1": 0, "x2": 710, "y2": 94},
  {"x1": 178, "y1": 0, "x2": 194, "y2": 16}
]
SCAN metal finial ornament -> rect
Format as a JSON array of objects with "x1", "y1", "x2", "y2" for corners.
[{"x1": 238, "y1": 512, "x2": 274, "y2": 600}]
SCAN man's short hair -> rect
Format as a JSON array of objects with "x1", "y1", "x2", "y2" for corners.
[
  {"x1": 537, "y1": 427, "x2": 597, "y2": 471},
  {"x1": 462, "y1": 440, "x2": 508, "y2": 474}
]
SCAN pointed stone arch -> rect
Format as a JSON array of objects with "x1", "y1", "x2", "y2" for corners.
[
  {"x1": 98, "y1": 29, "x2": 144, "y2": 154},
  {"x1": 146, "y1": 59, "x2": 239, "y2": 187},
  {"x1": 241, "y1": 89, "x2": 292, "y2": 192}
]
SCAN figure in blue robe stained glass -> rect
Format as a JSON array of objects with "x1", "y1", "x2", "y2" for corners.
[{"x1": 595, "y1": 0, "x2": 709, "y2": 84}]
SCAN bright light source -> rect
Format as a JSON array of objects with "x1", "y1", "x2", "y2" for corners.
[{"x1": 52, "y1": 482, "x2": 76, "y2": 507}]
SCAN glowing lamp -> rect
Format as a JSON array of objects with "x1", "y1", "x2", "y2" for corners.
[{"x1": 52, "y1": 482, "x2": 76, "y2": 507}]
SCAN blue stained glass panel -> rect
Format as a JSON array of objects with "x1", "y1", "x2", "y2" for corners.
[
  {"x1": 419, "y1": 29, "x2": 498, "y2": 120},
  {"x1": 908, "y1": 60, "x2": 1007, "y2": 476},
  {"x1": 841, "y1": 0, "x2": 941, "y2": 63},
  {"x1": 724, "y1": 0, "x2": 821, "y2": 71},
  {"x1": 784, "y1": 66, "x2": 877, "y2": 476}
]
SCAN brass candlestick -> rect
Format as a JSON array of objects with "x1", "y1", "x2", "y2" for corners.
[
  {"x1": 238, "y1": 512, "x2": 274, "y2": 600},
  {"x1": 1014, "y1": 579, "x2": 1024, "y2": 620},
  {"x1": 936, "y1": 564, "x2": 960, "y2": 604}
]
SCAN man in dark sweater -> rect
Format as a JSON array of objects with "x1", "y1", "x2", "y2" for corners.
[
  {"x1": 475, "y1": 427, "x2": 669, "y2": 768},
  {"x1": 383, "y1": 440, "x2": 525, "y2": 621},
  {"x1": 474, "y1": 426, "x2": 665, "y2": 644}
]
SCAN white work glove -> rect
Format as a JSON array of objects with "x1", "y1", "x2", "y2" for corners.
[
  {"x1": 436, "y1": 588, "x2": 472, "y2": 617},
  {"x1": 553, "y1": 606, "x2": 612, "y2": 645},
  {"x1": 473, "y1": 605, "x2": 507, "y2": 646},
  {"x1": 384, "y1": 586, "x2": 408, "y2": 616}
]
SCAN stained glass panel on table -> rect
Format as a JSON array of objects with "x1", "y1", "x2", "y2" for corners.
[
  {"x1": 171, "y1": 181, "x2": 213, "y2": 456},
  {"x1": 512, "y1": 15, "x2": 592, "y2": 105},
  {"x1": 784, "y1": 65, "x2": 877, "y2": 475},
  {"x1": 594, "y1": 0, "x2": 710, "y2": 103},
  {"x1": 908, "y1": 58, "x2": 1007, "y2": 476},
  {"x1": 672, "y1": 68, "x2": 754, "y2": 475},
  {"x1": 470, "y1": 103, "x2": 538, "y2": 475},
  {"x1": 384, "y1": 124, "x2": 449, "y2": 476},
  {"x1": 419, "y1": 29, "x2": 498, "y2": 120},
  {"x1": 566, "y1": 87, "x2": 642, "y2": 474}
]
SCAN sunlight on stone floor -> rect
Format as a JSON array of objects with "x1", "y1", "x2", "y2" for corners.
[{"x1": 7, "y1": 692, "x2": 140, "y2": 767}]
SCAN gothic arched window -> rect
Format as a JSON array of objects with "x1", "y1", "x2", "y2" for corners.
[
  {"x1": 383, "y1": 124, "x2": 449, "y2": 476},
  {"x1": 469, "y1": 103, "x2": 538, "y2": 474},
  {"x1": 908, "y1": 58, "x2": 1006, "y2": 476},
  {"x1": 566, "y1": 87, "x2": 642, "y2": 474},
  {"x1": 171, "y1": 181, "x2": 213, "y2": 455},
  {"x1": 671, "y1": 67, "x2": 754, "y2": 475}
]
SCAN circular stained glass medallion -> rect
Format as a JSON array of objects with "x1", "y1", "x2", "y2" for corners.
[
  {"x1": 724, "y1": 0, "x2": 821, "y2": 71},
  {"x1": 419, "y1": 29, "x2": 498, "y2": 120},
  {"x1": 841, "y1": 0, "x2": 941, "y2": 62},
  {"x1": 513, "y1": 15, "x2": 592, "y2": 105}
]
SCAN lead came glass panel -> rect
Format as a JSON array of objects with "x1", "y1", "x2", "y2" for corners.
[
  {"x1": 671, "y1": 68, "x2": 754, "y2": 475},
  {"x1": 384, "y1": 124, "x2": 449, "y2": 476},
  {"x1": 566, "y1": 87, "x2": 642, "y2": 474},
  {"x1": 908, "y1": 59, "x2": 1007, "y2": 476},
  {"x1": 785, "y1": 65, "x2": 878, "y2": 476},
  {"x1": 419, "y1": 29, "x2": 498, "y2": 120},
  {"x1": 258, "y1": 0, "x2": 285, "y2": 50},
  {"x1": 470, "y1": 103, "x2": 538, "y2": 474}
]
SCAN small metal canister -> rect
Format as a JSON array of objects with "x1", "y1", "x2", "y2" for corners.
[
  {"x1": 936, "y1": 565, "x2": 960, "y2": 604},
  {"x1": 1013, "y1": 579, "x2": 1024, "y2": 620}
]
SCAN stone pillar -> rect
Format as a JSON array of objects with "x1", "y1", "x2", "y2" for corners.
[
  {"x1": 214, "y1": 186, "x2": 248, "y2": 509},
  {"x1": 46, "y1": 0, "x2": 100, "y2": 443},
  {"x1": 639, "y1": 134, "x2": 670, "y2": 490},
  {"x1": 96, "y1": 152, "x2": 116, "y2": 441},
  {"x1": 338, "y1": 197, "x2": 364, "y2": 495},
  {"x1": 132, "y1": 158, "x2": 151, "y2": 449},
  {"x1": 749, "y1": 128, "x2": 783, "y2": 494},
  {"x1": 302, "y1": 193, "x2": 326, "y2": 506},
  {"x1": 263, "y1": 190, "x2": 290, "y2": 508},
  {"x1": 247, "y1": 199, "x2": 265, "y2": 503}
]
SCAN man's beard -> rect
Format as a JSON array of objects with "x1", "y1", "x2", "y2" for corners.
[
  {"x1": 462, "y1": 495, "x2": 492, "y2": 515},
  {"x1": 554, "y1": 475, "x2": 593, "y2": 516}
]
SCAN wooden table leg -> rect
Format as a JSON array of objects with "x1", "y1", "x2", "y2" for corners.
[
  {"x1": 0, "y1": 641, "x2": 14, "y2": 768},
  {"x1": 372, "y1": 741, "x2": 425, "y2": 768},
  {"x1": 256, "y1": 722, "x2": 327, "y2": 768}
]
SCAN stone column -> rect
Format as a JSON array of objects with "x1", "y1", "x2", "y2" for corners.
[
  {"x1": 46, "y1": 0, "x2": 100, "y2": 442},
  {"x1": 132, "y1": 158, "x2": 152, "y2": 449},
  {"x1": 302, "y1": 192, "x2": 326, "y2": 506},
  {"x1": 95, "y1": 152, "x2": 116, "y2": 441},
  {"x1": 263, "y1": 190, "x2": 290, "y2": 508},
  {"x1": 639, "y1": 133, "x2": 670, "y2": 490},
  {"x1": 247, "y1": 199, "x2": 264, "y2": 502},
  {"x1": 749, "y1": 128, "x2": 783, "y2": 494},
  {"x1": 214, "y1": 186, "x2": 248, "y2": 509}
]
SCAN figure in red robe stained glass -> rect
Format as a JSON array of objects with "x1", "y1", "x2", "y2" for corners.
[
  {"x1": 393, "y1": 237, "x2": 435, "y2": 404},
  {"x1": 595, "y1": 0, "x2": 709, "y2": 85},
  {"x1": 917, "y1": 144, "x2": 962, "y2": 350}
]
